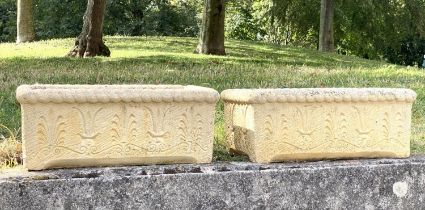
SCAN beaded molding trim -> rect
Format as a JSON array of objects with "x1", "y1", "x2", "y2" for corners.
[
  {"x1": 17, "y1": 85, "x2": 219, "y2": 104},
  {"x1": 221, "y1": 88, "x2": 417, "y2": 104}
]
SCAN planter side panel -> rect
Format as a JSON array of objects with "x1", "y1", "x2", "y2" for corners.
[
  {"x1": 227, "y1": 102, "x2": 412, "y2": 163},
  {"x1": 22, "y1": 102, "x2": 214, "y2": 170},
  {"x1": 224, "y1": 102, "x2": 257, "y2": 158}
]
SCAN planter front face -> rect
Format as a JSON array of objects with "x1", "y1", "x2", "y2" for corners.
[
  {"x1": 222, "y1": 89, "x2": 416, "y2": 163},
  {"x1": 17, "y1": 85, "x2": 219, "y2": 170}
]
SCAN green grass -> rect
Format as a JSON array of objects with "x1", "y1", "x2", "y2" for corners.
[{"x1": 0, "y1": 36, "x2": 424, "y2": 162}]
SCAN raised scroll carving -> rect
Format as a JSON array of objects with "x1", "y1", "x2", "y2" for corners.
[
  {"x1": 19, "y1": 85, "x2": 218, "y2": 170},
  {"x1": 222, "y1": 88, "x2": 415, "y2": 163}
]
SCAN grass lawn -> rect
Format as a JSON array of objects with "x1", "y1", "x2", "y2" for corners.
[{"x1": 0, "y1": 36, "x2": 424, "y2": 165}]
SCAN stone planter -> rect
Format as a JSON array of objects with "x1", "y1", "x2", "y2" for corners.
[
  {"x1": 221, "y1": 88, "x2": 416, "y2": 163},
  {"x1": 17, "y1": 85, "x2": 219, "y2": 170}
]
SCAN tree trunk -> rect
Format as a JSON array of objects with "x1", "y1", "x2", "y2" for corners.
[
  {"x1": 319, "y1": 0, "x2": 334, "y2": 52},
  {"x1": 68, "y1": 0, "x2": 110, "y2": 57},
  {"x1": 16, "y1": 0, "x2": 35, "y2": 43},
  {"x1": 196, "y1": 0, "x2": 226, "y2": 55}
]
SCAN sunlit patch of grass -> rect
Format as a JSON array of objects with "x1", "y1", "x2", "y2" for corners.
[{"x1": 1, "y1": 36, "x2": 425, "y2": 164}]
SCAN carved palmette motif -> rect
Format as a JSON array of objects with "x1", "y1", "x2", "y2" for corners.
[
  {"x1": 34, "y1": 110, "x2": 67, "y2": 159},
  {"x1": 25, "y1": 103, "x2": 213, "y2": 169},
  {"x1": 17, "y1": 85, "x2": 219, "y2": 170},
  {"x1": 221, "y1": 88, "x2": 415, "y2": 163},
  {"x1": 177, "y1": 108, "x2": 208, "y2": 153},
  {"x1": 226, "y1": 102, "x2": 412, "y2": 162},
  {"x1": 278, "y1": 104, "x2": 406, "y2": 149}
]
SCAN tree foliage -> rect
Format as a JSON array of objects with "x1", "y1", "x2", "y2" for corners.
[
  {"x1": 246, "y1": 0, "x2": 425, "y2": 66},
  {"x1": 225, "y1": 0, "x2": 260, "y2": 41},
  {"x1": 0, "y1": 0, "x2": 17, "y2": 42},
  {"x1": 0, "y1": 0, "x2": 200, "y2": 42},
  {"x1": 104, "y1": 0, "x2": 201, "y2": 37},
  {"x1": 1, "y1": 0, "x2": 425, "y2": 66}
]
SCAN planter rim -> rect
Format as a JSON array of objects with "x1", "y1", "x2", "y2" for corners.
[
  {"x1": 16, "y1": 84, "x2": 219, "y2": 104},
  {"x1": 221, "y1": 88, "x2": 416, "y2": 104}
]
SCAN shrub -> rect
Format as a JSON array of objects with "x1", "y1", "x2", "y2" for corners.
[{"x1": 0, "y1": 124, "x2": 21, "y2": 168}]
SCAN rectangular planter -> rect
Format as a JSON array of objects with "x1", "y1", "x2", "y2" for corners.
[
  {"x1": 17, "y1": 85, "x2": 219, "y2": 170},
  {"x1": 221, "y1": 88, "x2": 416, "y2": 163}
]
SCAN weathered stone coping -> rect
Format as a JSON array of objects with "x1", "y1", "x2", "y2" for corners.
[
  {"x1": 16, "y1": 84, "x2": 219, "y2": 104},
  {"x1": 1, "y1": 156, "x2": 425, "y2": 209},
  {"x1": 221, "y1": 88, "x2": 417, "y2": 104},
  {"x1": 2, "y1": 156, "x2": 424, "y2": 180}
]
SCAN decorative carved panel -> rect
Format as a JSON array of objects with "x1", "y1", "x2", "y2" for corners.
[
  {"x1": 222, "y1": 88, "x2": 416, "y2": 163},
  {"x1": 17, "y1": 85, "x2": 219, "y2": 170}
]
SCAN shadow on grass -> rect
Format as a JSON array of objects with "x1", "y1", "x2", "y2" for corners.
[
  {"x1": 108, "y1": 36, "x2": 198, "y2": 53},
  {"x1": 1, "y1": 35, "x2": 389, "y2": 72},
  {"x1": 0, "y1": 55, "x2": 384, "y2": 73}
]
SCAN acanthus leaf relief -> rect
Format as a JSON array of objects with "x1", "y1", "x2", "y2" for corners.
[
  {"x1": 263, "y1": 112, "x2": 302, "y2": 154},
  {"x1": 353, "y1": 106, "x2": 375, "y2": 148},
  {"x1": 293, "y1": 106, "x2": 321, "y2": 150},
  {"x1": 324, "y1": 107, "x2": 338, "y2": 149},
  {"x1": 178, "y1": 108, "x2": 207, "y2": 154},
  {"x1": 382, "y1": 112, "x2": 391, "y2": 146},
  {"x1": 125, "y1": 113, "x2": 141, "y2": 154},
  {"x1": 110, "y1": 114, "x2": 121, "y2": 143},
  {"x1": 279, "y1": 113, "x2": 301, "y2": 149},
  {"x1": 73, "y1": 106, "x2": 114, "y2": 156},
  {"x1": 99, "y1": 112, "x2": 124, "y2": 157},
  {"x1": 380, "y1": 109, "x2": 408, "y2": 149},
  {"x1": 107, "y1": 106, "x2": 146, "y2": 157},
  {"x1": 335, "y1": 112, "x2": 355, "y2": 148},
  {"x1": 395, "y1": 111, "x2": 408, "y2": 147},
  {"x1": 33, "y1": 109, "x2": 67, "y2": 163},
  {"x1": 142, "y1": 105, "x2": 175, "y2": 154},
  {"x1": 222, "y1": 89, "x2": 415, "y2": 162},
  {"x1": 255, "y1": 104, "x2": 411, "y2": 155},
  {"x1": 28, "y1": 103, "x2": 215, "y2": 165},
  {"x1": 263, "y1": 114, "x2": 275, "y2": 153},
  {"x1": 19, "y1": 85, "x2": 219, "y2": 169},
  {"x1": 73, "y1": 107, "x2": 103, "y2": 140}
]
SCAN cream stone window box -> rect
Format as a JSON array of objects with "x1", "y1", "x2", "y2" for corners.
[
  {"x1": 17, "y1": 85, "x2": 219, "y2": 170},
  {"x1": 221, "y1": 88, "x2": 416, "y2": 163}
]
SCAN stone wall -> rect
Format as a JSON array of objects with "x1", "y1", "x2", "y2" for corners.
[{"x1": 1, "y1": 156, "x2": 424, "y2": 209}]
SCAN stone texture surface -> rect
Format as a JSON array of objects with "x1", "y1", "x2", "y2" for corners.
[
  {"x1": 221, "y1": 88, "x2": 416, "y2": 163},
  {"x1": 1, "y1": 156, "x2": 425, "y2": 210},
  {"x1": 16, "y1": 85, "x2": 219, "y2": 170}
]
